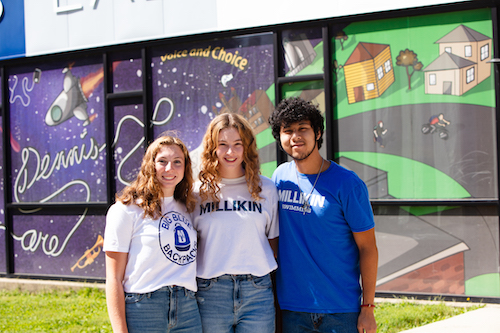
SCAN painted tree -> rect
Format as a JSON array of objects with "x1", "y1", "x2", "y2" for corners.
[
  {"x1": 396, "y1": 49, "x2": 423, "y2": 90},
  {"x1": 335, "y1": 31, "x2": 349, "y2": 50}
]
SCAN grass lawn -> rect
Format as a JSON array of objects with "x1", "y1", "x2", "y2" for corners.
[{"x1": 0, "y1": 288, "x2": 483, "y2": 332}]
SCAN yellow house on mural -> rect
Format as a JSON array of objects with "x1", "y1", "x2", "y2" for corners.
[{"x1": 344, "y1": 42, "x2": 395, "y2": 104}]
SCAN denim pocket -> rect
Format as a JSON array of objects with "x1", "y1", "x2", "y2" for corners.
[
  {"x1": 196, "y1": 278, "x2": 214, "y2": 291},
  {"x1": 251, "y1": 274, "x2": 272, "y2": 289},
  {"x1": 124, "y1": 292, "x2": 147, "y2": 304},
  {"x1": 186, "y1": 289, "x2": 197, "y2": 300}
]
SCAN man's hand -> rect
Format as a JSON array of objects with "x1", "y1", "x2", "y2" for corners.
[{"x1": 357, "y1": 306, "x2": 377, "y2": 333}]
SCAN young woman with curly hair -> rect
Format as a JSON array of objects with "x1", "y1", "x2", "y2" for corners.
[
  {"x1": 104, "y1": 135, "x2": 201, "y2": 333},
  {"x1": 193, "y1": 113, "x2": 279, "y2": 333}
]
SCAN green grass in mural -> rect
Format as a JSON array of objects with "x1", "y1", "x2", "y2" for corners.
[
  {"x1": 255, "y1": 127, "x2": 276, "y2": 150},
  {"x1": 339, "y1": 152, "x2": 470, "y2": 199},
  {"x1": 261, "y1": 161, "x2": 277, "y2": 178},
  {"x1": 333, "y1": 8, "x2": 495, "y2": 119},
  {"x1": 266, "y1": 8, "x2": 495, "y2": 119},
  {"x1": 465, "y1": 273, "x2": 500, "y2": 297}
]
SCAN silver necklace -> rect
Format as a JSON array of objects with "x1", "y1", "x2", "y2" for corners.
[{"x1": 296, "y1": 158, "x2": 324, "y2": 215}]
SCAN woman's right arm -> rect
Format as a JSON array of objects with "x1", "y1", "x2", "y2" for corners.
[{"x1": 105, "y1": 251, "x2": 129, "y2": 333}]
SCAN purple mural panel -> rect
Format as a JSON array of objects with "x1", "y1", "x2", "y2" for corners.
[
  {"x1": 111, "y1": 53, "x2": 143, "y2": 93},
  {"x1": 12, "y1": 211, "x2": 106, "y2": 278},
  {"x1": 113, "y1": 102, "x2": 145, "y2": 194},
  {"x1": 8, "y1": 61, "x2": 107, "y2": 203},
  {"x1": 150, "y1": 33, "x2": 275, "y2": 155}
]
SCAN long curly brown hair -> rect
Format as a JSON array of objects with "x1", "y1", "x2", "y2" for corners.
[
  {"x1": 117, "y1": 135, "x2": 196, "y2": 219},
  {"x1": 198, "y1": 113, "x2": 262, "y2": 202}
]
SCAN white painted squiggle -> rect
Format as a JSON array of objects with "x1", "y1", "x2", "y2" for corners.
[
  {"x1": 113, "y1": 98, "x2": 174, "y2": 186},
  {"x1": 9, "y1": 75, "x2": 35, "y2": 107},
  {"x1": 151, "y1": 97, "x2": 174, "y2": 126}
]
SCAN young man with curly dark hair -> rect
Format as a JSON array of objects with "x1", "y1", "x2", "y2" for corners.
[{"x1": 269, "y1": 97, "x2": 378, "y2": 333}]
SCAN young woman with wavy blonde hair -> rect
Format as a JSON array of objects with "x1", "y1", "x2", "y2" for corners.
[
  {"x1": 104, "y1": 134, "x2": 201, "y2": 333},
  {"x1": 198, "y1": 112, "x2": 262, "y2": 203},
  {"x1": 193, "y1": 113, "x2": 279, "y2": 333}
]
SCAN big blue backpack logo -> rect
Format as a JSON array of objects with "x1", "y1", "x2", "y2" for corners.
[
  {"x1": 159, "y1": 211, "x2": 197, "y2": 265},
  {"x1": 174, "y1": 223, "x2": 191, "y2": 251}
]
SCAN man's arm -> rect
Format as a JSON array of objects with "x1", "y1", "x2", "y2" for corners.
[
  {"x1": 269, "y1": 237, "x2": 279, "y2": 259},
  {"x1": 353, "y1": 228, "x2": 378, "y2": 333}
]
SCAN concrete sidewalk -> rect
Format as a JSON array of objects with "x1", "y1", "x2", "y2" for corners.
[{"x1": 400, "y1": 305, "x2": 500, "y2": 332}]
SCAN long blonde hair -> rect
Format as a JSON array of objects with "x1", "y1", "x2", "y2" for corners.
[
  {"x1": 117, "y1": 135, "x2": 196, "y2": 218},
  {"x1": 198, "y1": 113, "x2": 262, "y2": 202}
]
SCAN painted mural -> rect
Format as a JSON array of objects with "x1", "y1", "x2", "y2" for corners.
[
  {"x1": 331, "y1": 9, "x2": 499, "y2": 297},
  {"x1": 149, "y1": 34, "x2": 276, "y2": 177},
  {"x1": 3, "y1": 34, "x2": 276, "y2": 278}
]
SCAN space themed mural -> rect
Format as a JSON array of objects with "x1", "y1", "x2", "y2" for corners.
[
  {"x1": 149, "y1": 34, "x2": 276, "y2": 176},
  {"x1": 4, "y1": 34, "x2": 276, "y2": 278},
  {"x1": 7, "y1": 59, "x2": 107, "y2": 277}
]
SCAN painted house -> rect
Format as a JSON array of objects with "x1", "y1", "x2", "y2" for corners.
[
  {"x1": 238, "y1": 90, "x2": 274, "y2": 135},
  {"x1": 424, "y1": 25, "x2": 492, "y2": 95},
  {"x1": 424, "y1": 52, "x2": 478, "y2": 95},
  {"x1": 344, "y1": 42, "x2": 395, "y2": 104},
  {"x1": 217, "y1": 88, "x2": 273, "y2": 135}
]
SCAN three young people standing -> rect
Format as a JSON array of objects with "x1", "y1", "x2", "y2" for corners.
[{"x1": 104, "y1": 97, "x2": 377, "y2": 333}]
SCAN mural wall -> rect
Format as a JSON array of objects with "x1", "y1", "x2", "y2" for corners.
[
  {"x1": 331, "y1": 9, "x2": 499, "y2": 297},
  {"x1": 1, "y1": 6, "x2": 498, "y2": 298},
  {"x1": 2, "y1": 33, "x2": 276, "y2": 278}
]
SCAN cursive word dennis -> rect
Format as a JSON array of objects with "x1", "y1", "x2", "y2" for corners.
[{"x1": 14, "y1": 137, "x2": 105, "y2": 203}]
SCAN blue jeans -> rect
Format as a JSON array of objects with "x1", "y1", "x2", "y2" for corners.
[
  {"x1": 282, "y1": 310, "x2": 359, "y2": 333},
  {"x1": 196, "y1": 274, "x2": 275, "y2": 333},
  {"x1": 125, "y1": 285, "x2": 202, "y2": 333}
]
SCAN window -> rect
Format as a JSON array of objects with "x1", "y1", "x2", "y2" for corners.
[
  {"x1": 384, "y1": 60, "x2": 391, "y2": 73},
  {"x1": 464, "y1": 45, "x2": 472, "y2": 57},
  {"x1": 445, "y1": 47, "x2": 452, "y2": 53},
  {"x1": 429, "y1": 74, "x2": 436, "y2": 85},
  {"x1": 377, "y1": 66, "x2": 384, "y2": 79},
  {"x1": 481, "y1": 43, "x2": 489, "y2": 61},
  {"x1": 466, "y1": 67, "x2": 475, "y2": 84},
  {"x1": 366, "y1": 83, "x2": 375, "y2": 91}
]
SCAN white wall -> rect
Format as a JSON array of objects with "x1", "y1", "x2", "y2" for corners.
[{"x1": 22, "y1": 0, "x2": 470, "y2": 57}]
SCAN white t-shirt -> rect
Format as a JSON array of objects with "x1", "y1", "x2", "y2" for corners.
[
  {"x1": 103, "y1": 197, "x2": 198, "y2": 293},
  {"x1": 193, "y1": 175, "x2": 279, "y2": 279}
]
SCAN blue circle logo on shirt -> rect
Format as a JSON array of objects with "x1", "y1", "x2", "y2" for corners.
[{"x1": 158, "y1": 211, "x2": 197, "y2": 266}]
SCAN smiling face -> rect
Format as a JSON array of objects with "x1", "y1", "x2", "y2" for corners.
[
  {"x1": 154, "y1": 145, "x2": 185, "y2": 197},
  {"x1": 216, "y1": 127, "x2": 245, "y2": 179},
  {"x1": 280, "y1": 120, "x2": 320, "y2": 161}
]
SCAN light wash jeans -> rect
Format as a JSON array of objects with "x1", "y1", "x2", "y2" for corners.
[
  {"x1": 124, "y1": 285, "x2": 202, "y2": 333},
  {"x1": 282, "y1": 310, "x2": 359, "y2": 333},
  {"x1": 196, "y1": 274, "x2": 275, "y2": 333}
]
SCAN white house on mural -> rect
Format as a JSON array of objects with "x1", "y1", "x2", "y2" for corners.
[{"x1": 423, "y1": 24, "x2": 491, "y2": 96}]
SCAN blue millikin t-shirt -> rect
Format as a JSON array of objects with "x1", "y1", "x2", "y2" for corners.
[{"x1": 272, "y1": 160, "x2": 374, "y2": 313}]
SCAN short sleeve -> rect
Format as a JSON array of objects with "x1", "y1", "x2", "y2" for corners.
[
  {"x1": 103, "y1": 203, "x2": 135, "y2": 253},
  {"x1": 263, "y1": 177, "x2": 279, "y2": 239},
  {"x1": 343, "y1": 180, "x2": 375, "y2": 233}
]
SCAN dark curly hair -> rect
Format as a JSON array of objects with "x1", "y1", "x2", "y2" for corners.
[{"x1": 269, "y1": 97, "x2": 324, "y2": 149}]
